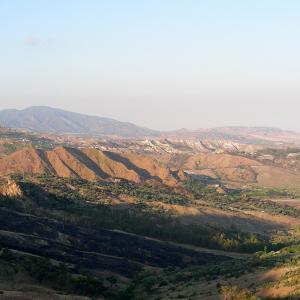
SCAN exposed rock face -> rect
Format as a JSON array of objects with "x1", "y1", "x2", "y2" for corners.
[
  {"x1": 0, "y1": 147, "x2": 179, "y2": 186},
  {"x1": 93, "y1": 138, "x2": 263, "y2": 155},
  {"x1": 0, "y1": 177, "x2": 23, "y2": 197}
]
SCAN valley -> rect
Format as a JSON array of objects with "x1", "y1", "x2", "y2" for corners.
[{"x1": 1, "y1": 123, "x2": 300, "y2": 299}]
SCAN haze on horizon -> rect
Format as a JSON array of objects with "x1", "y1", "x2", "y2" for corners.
[{"x1": 0, "y1": 1, "x2": 299, "y2": 131}]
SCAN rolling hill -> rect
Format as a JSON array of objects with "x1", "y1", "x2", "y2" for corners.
[{"x1": 0, "y1": 146, "x2": 179, "y2": 185}]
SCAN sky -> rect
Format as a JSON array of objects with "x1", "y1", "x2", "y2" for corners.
[{"x1": 0, "y1": 0, "x2": 300, "y2": 131}]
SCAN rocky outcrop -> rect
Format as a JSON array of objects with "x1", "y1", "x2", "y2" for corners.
[{"x1": 0, "y1": 177, "x2": 23, "y2": 197}]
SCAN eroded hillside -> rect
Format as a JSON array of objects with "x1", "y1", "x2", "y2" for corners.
[{"x1": 0, "y1": 147, "x2": 180, "y2": 186}]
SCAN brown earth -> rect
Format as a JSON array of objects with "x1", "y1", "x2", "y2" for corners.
[
  {"x1": 120, "y1": 152, "x2": 179, "y2": 186},
  {"x1": 185, "y1": 152, "x2": 261, "y2": 169},
  {"x1": 0, "y1": 147, "x2": 179, "y2": 186},
  {"x1": 2, "y1": 147, "x2": 300, "y2": 189},
  {"x1": 253, "y1": 165, "x2": 300, "y2": 188},
  {"x1": 172, "y1": 152, "x2": 300, "y2": 188},
  {"x1": 270, "y1": 198, "x2": 300, "y2": 209}
]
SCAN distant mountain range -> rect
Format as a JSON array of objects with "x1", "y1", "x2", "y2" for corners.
[
  {"x1": 0, "y1": 106, "x2": 300, "y2": 145},
  {"x1": 165, "y1": 126, "x2": 300, "y2": 145},
  {"x1": 0, "y1": 106, "x2": 158, "y2": 138}
]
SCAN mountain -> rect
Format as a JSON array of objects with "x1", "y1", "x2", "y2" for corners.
[
  {"x1": 0, "y1": 106, "x2": 159, "y2": 137},
  {"x1": 1, "y1": 106, "x2": 300, "y2": 145},
  {"x1": 167, "y1": 126, "x2": 300, "y2": 145}
]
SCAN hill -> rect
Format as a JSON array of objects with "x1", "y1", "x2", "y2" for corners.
[
  {"x1": 175, "y1": 151, "x2": 300, "y2": 189},
  {"x1": 2, "y1": 143, "x2": 300, "y2": 189},
  {"x1": 0, "y1": 146, "x2": 179, "y2": 186},
  {"x1": 0, "y1": 106, "x2": 159, "y2": 138}
]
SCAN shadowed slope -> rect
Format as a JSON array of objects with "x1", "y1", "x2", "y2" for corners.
[
  {"x1": 82, "y1": 148, "x2": 141, "y2": 183},
  {"x1": 103, "y1": 151, "x2": 152, "y2": 180},
  {"x1": 46, "y1": 147, "x2": 101, "y2": 180},
  {"x1": 0, "y1": 147, "x2": 179, "y2": 185},
  {"x1": 0, "y1": 148, "x2": 50, "y2": 175},
  {"x1": 121, "y1": 152, "x2": 179, "y2": 186},
  {"x1": 65, "y1": 147, "x2": 110, "y2": 179}
]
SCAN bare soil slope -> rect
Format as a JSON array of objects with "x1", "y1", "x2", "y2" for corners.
[
  {"x1": 0, "y1": 147, "x2": 178, "y2": 185},
  {"x1": 180, "y1": 152, "x2": 300, "y2": 188}
]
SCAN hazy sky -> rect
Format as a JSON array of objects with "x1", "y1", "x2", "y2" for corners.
[{"x1": 0, "y1": 1, "x2": 300, "y2": 130}]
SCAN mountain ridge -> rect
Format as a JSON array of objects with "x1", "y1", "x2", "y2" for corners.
[
  {"x1": 1, "y1": 106, "x2": 300, "y2": 145},
  {"x1": 0, "y1": 106, "x2": 159, "y2": 138}
]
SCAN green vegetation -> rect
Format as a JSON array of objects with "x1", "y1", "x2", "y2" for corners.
[
  {"x1": 258, "y1": 148, "x2": 300, "y2": 158},
  {"x1": 242, "y1": 186, "x2": 300, "y2": 200},
  {"x1": 220, "y1": 286, "x2": 260, "y2": 300},
  {"x1": 2, "y1": 174, "x2": 300, "y2": 299},
  {"x1": 2, "y1": 143, "x2": 17, "y2": 154},
  {"x1": 124, "y1": 243, "x2": 300, "y2": 299},
  {"x1": 95, "y1": 181, "x2": 189, "y2": 205},
  {"x1": 185, "y1": 177, "x2": 300, "y2": 218},
  {"x1": 6, "y1": 176, "x2": 275, "y2": 253},
  {"x1": 185, "y1": 177, "x2": 300, "y2": 202},
  {"x1": 0, "y1": 248, "x2": 112, "y2": 298},
  {"x1": 183, "y1": 177, "x2": 222, "y2": 200}
]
